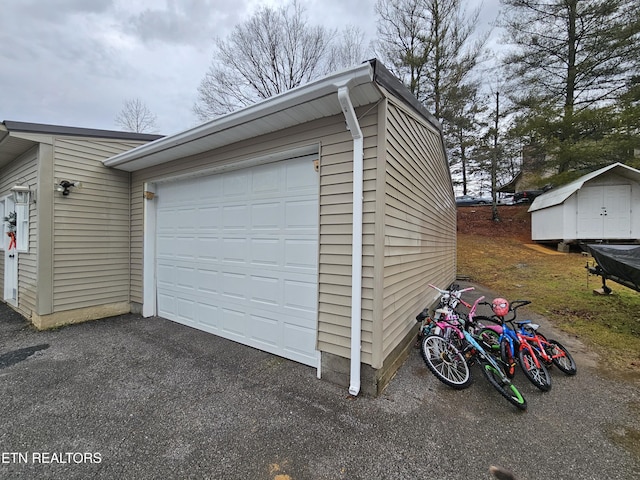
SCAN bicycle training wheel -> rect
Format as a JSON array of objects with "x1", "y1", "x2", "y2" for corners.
[
  {"x1": 479, "y1": 360, "x2": 527, "y2": 411},
  {"x1": 420, "y1": 335, "x2": 472, "y2": 390},
  {"x1": 518, "y1": 349, "x2": 552, "y2": 391}
]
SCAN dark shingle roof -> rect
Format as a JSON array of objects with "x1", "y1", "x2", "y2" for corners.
[{"x1": 2, "y1": 120, "x2": 164, "y2": 141}]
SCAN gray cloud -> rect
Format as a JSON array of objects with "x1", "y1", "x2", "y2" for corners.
[{"x1": 123, "y1": 0, "x2": 250, "y2": 46}]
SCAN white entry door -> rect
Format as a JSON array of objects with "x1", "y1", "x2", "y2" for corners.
[
  {"x1": 154, "y1": 156, "x2": 320, "y2": 366},
  {"x1": 3, "y1": 197, "x2": 18, "y2": 305},
  {"x1": 577, "y1": 185, "x2": 631, "y2": 239}
]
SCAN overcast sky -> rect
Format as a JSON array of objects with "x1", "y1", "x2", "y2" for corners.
[{"x1": 0, "y1": 0, "x2": 502, "y2": 136}]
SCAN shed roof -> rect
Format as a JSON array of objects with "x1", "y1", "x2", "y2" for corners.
[
  {"x1": 0, "y1": 121, "x2": 163, "y2": 169},
  {"x1": 103, "y1": 59, "x2": 443, "y2": 172},
  {"x1": 528, "y1": 162, "x2": 640, "y2": 212}
]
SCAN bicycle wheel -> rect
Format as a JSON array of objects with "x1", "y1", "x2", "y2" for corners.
[
  {"x1": 499, "y1": 339, "x2": 516, "y2": 378},
  {"x1": 536, "y1": 334, "x2": 578, "y2": 375},
  {"x1": 546, "y1": 339, "x2": 577, "y2": 375},
  {"x1": 420, "y1": 335, "x2": 472, "y2": 389},
  {"x1": 478, "y1": 326, "x2": 501, "y2": 353},
  {"x1": 518, "y1": 348, "x2": 552, "y2": 391},
  {"x1": 479, "y1": 360, "x2": 527, "y2": 411}
]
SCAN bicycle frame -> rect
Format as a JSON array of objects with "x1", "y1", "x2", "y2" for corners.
[{"x1": 501, "y1": 320, "x2": 545, "y2": 371}]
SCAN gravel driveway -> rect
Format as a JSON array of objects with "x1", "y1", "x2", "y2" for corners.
[{"x1": 0, "y1": 283, "x2": 638, "y2": 480}]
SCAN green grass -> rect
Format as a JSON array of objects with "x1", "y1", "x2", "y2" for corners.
[{"x1": 457, "y1": 234, "x2": 640, "y2": 376}]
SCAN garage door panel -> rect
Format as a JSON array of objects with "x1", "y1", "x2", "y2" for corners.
[
  {"x1": 284, "y1": 279, "x2": 317, "y2": 314},
  {"x1": 286, "y1": 160, "x2": 316, "y2": 191},
  {"x1": 221, "y1": 308, "x2": 246, "y2": 337},
  {"x1": 195, "y1": 236, "x2": 220, "y2": 261},
  {"x1": 224, "y1": 171, "x2": 249, "y2": 197},
  {"x1": 223, "y1": 204, "x2": 249, "y2": 230},
  {"x1": 221, "y1": 272, "x2": 247, "y2": 300},
  {"x1": 197, "y1": 269, "x2": 219, "y2": 294},
  {"x1": 252, "y1": 201, "x2": 282, "y2": 229},
  {"x1": 251, "y1": 238, "x2": 281, "y2": 265},
  {"x1": 250, "y1": 314, "x2": 279, "y2": 347},
  {"x1": 198, "y1": 206, "x2": 221, "y2": 230},
  {"x1": 156, "y1": 156, "x2": 319, "y2": 367},
  {"x1": 286, "y1": 198, "x2": 318, "y2": 229},
  {"x1": 253, "y1": 164, "x2": 281, "y2": 193},
  {"x1": 284, "y1": 239, "x2": 318, "y2": 270},
  {"x1": 177, "y1": 298, "x2": 196, "y2": 323},
  {"x1": 222, "y1": 238, "x2": 247, "y2": 263},
  {"x1": 196, "y1": 303, "x2": 220, "y2": 331},
  {"x1": 249, "y1": 275, "x2": 280, "y2": 305}
]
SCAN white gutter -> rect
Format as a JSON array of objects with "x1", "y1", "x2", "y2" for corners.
[
  {"x1": 103, "y1": 63, "x2": 375, "y2": 171},
  {"x1": 337, "y1": 85, "x2": 364, "y2": 397}
]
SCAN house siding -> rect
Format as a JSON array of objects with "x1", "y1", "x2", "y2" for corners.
[
  {"x1": 129, "y1": 110, "x2": 380, "y2": 364},
  {"x1": 0, "y1": 146, "x2": 39, "y2": 318},
  {"x1": 52, "y1": 138, "x2": 142, "y2": 312},
  {"x1": 380, "y1": 98, "x2": 456, "y2": 366}
]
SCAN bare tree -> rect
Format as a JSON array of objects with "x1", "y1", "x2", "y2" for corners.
[
  {"x1": 374, "y1": 0, "x2": 487, "y2": 196},
  {"x1": 326, "y1": 26, "x2": 369, "y2": 72},
  {"x1": 374, "y1": 0, "x2": 486, "y2": 120},
  {"x1": 194, "y1": 1, "x2": 337, "y2": 121},
  {"x1": 115, "y1": 98, "x2": 159, "y2": 133}
]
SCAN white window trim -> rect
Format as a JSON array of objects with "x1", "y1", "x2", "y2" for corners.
[
  {"x1": 1, "y1": 195, "x2": 29, "y2": 253},
  {"x1": 16, "y1": 203, "x2": 29, "y2": 253}
]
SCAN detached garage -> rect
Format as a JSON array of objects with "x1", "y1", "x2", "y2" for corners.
[
  {"x1": 529, "y1": 162, "x2": 640, "y2": 245},
  {"x1": 104, "y1": 59, "x2": 456, "y2": 396}
]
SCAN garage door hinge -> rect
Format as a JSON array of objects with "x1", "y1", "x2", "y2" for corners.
[{"x1": 313, "y1": 159, "x2": 319, "y2": 172}]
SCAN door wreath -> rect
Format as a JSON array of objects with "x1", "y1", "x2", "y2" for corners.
[{"x1": 4, "y1": 211, "x2": 17, "y2": 250}]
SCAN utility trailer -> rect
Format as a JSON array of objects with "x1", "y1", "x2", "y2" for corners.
[{"x1": 586, "y1": 244, "x2": 640, "y2": 294}]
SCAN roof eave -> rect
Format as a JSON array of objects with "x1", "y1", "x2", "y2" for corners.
[{"x1": 103, "y1": 62, "x2": 376, "y2": 171}]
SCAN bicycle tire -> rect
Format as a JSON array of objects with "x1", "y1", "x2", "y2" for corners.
[
  {"x1": 546, "y1": 339, "x2": 577, "y2": 375},
  {"x1": 420, "y1": 334, "x2": 472, "y2": 389},
  {"x1": 536, "y1": 333, "x2": 577, "y2": 375},
  {"x1": 479, "y1": 360, "x2": 527, "y2": 411},
  {"x1": 518, "y1": 348, "x2": 552, "y2": 391},
  {"x1": 500, "y1": 338, "x2": 516, "y2": 378},
  {"x1": 478, "y1": 325, "x2": 501, "y2": 353}
]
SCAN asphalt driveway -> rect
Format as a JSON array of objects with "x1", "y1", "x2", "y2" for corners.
[{"x1": 1, "y1": 283, "x2": 639, "y2": 480}]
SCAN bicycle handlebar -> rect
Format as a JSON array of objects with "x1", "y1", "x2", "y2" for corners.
[{"x1": 427, "y1": 284, "x2": 475, "y2": 295}]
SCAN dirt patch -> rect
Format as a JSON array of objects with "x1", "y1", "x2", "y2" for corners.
[{"x1": 457, "y1": 205, "x2": 531, "y2": 243}]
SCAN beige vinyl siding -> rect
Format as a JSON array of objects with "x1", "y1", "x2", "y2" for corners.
[
  {"x1": 130, "y1": 109, "x2": 380, "y2": 364},
  {"x1": 0, "y1": 146, "x2": 39, "y2": 318},
  {"x1": 379, "y1": 98, "x2": 456, "y2": 365},
  {"x1": 52, "y1": 138, "x2": 143, "y2": 312},
  {"x1": 317, "y1": 111, "x2": 379, "y2": 365}
]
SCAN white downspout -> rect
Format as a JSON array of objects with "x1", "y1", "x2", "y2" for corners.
[{"x1": 337, "y1": 85, "x2": 363, "y2": 396}]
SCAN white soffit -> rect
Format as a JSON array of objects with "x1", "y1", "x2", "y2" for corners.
[{"x1": 103, "y1": 63, "x2": 380, "y2": 172}]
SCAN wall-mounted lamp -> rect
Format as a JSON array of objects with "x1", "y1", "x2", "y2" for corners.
[
  {"x1": 10, "y1": 185, "x2": 32, "y2": 205},
  {"x1": 56, "y1": 180, "x2": 80, "y2": 196}
]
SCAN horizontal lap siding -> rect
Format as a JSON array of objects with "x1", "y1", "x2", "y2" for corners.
[
  {"x1": 130, "y1": 110, "x2": 379, "y2": 364},
  {"x1": 52, "y1": 138, "x2": 142, "y2": 312},
  {"x1": 0, "y1": 147, "x2": 38, "y2": 317},
  {"x1": 318, "y1": 111, "x2": 378, "y2": 364},
  {"x1": 381, "y1": 101, "x2": 456, "y2": 361}
]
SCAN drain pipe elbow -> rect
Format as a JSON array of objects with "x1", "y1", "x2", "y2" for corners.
[{"x1": 337, "y1": 85, "x2": 363, "y2": 397}]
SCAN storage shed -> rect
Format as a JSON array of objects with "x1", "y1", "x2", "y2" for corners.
[
  {"x1": 0, "y1": 121, "x2": 161, "y2": 328},
  {"x1": 529, "y1": 162, "x2": 640, "y2": 244},
  {"x1": 104, "y1": 59, "x2": 456, "y2": 396}
]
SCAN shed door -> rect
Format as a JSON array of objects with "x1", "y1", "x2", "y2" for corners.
[
  {"x1": 155, "y1": 156, "x2": 319, "y2": 366},
  {"x1": 577, "y1": 185, "x2": 631, "y2": 239}
]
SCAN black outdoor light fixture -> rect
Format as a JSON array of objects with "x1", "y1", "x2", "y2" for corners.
[{"x1": 56, "y1": 180, "x2": 80, "y2": 196}]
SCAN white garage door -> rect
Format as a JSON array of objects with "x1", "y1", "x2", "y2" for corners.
[{"x1": 155, "y1": 156, "x2": 319, "y2": 366}]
